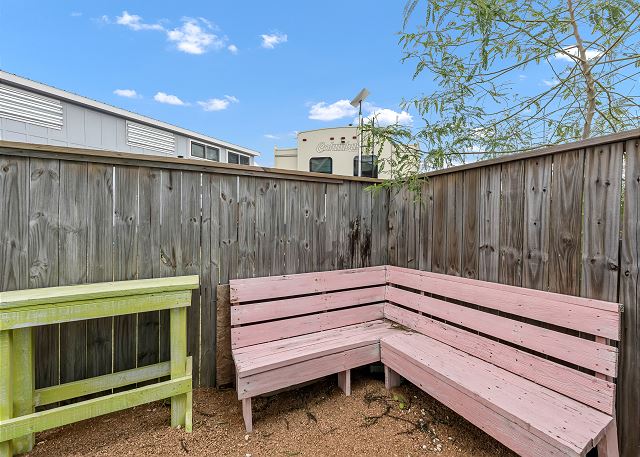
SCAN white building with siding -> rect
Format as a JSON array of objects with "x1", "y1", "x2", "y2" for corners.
[{"x1": 0, "y1": 71, "x2": 260, "y2": 164}]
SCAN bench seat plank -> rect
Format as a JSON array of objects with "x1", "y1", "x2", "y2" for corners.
[
  {"x1": 234, "y1": 321, "x2": 400, "y2": 377},
  {"x1": 237, "y1": 344, "x2": 381, "y2": 399},
  {"x1": 382, "y1": 333, "x2": 612, "y2": 457}
]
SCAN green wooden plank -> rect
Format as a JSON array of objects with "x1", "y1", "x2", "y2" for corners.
[
  {"x1": 0, "y1": 330, "x2": 12, "y2": 457},
  {"x1": 170, "y1": 307, "x2": 187, "y2": 428},
  {"x1": 1, "y1": 291, "x2": 192, "y2": 331},
  {"x1": 34, "y1": 361, "x2": 173, "y2": 407},
  {"x1": 0, "y1": 276, "x2": 199, "y2": 309},
  {"x1": 0, "y1": 376, "x2": 191, "y2": 443},
  {"x1": 11, "y1": 328, "x2": 33, "y2": 453}
]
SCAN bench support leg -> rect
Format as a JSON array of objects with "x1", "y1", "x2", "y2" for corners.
[
  {"x1": 337, "y1": 369, "x2": 351, "y2": 396},
  {"x1": 384, "y1": 365, "x2": 401, "y2": 389},
  {"x1": 596, "y1": 419, "x2": 619, "y2": 457},
  {"x1": 242, "y1": 397, "x2": 253, "y2": 433}
]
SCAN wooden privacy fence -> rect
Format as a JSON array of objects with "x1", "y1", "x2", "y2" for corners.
[
  {"x1": 386, "y1": 129, "x2": 640, "y2": 456},
  {"x1": 0, "y1": 276, "x2": 198, "y2": 457},
  {"x1": 1, "y1": 128, "x2": 640, "y2": 455},
  {"x1": 0, "y1": 140, "x2": 387, "y2": 394}
]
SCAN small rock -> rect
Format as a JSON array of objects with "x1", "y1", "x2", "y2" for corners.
[
  {"x1": 422, "y1": 444, "x2": 428, "y2": 450},
  {"x1": 244, "y1": 434, "x2": 250, "y2": 441}
]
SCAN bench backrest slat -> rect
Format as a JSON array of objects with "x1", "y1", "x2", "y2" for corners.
[
  {"x1": 230, "y1": 268, "x2": 387, "y2": 349},
  {"x1": 231, "y1": 304, "x2": 384, "y2": 348},
  {"x1": 386, "y1": 286, "x2": 617, "y2": 376},
  {"x1": 386, "y1": 266, "x2": 620, "y2": 340},
  {"x1": 385, "y1": 303, "x2": 615, "y2": 415},
  {"x1": 230, "y1": 266, "x2": 386, "y2": 303}
]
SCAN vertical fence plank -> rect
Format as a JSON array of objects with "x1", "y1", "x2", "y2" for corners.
[
  {"x1": 371, "y1": 186, "x2": 389, "y2": 266},
  {"x1": 237, "y1": 177, "x2": 256, "y2": 279},
  {"x1": 523, "y1": 156, "x2": 552, "y2": 290},
  {"x1": 28, "y1": 159, "x2": 60, "y2": 390},
  {"x1": 285, "y1": 180, "x2": 301, "y2": 274},
  {"x1": 581, "y1": 143, "x2": 623, "y2": 302},
  {"x1": 445, "y1": 173, "x2": 463, "y2": 277},
  {"x1": 499, "y1": 161, "x2": 524, "y2": 286},
  {"x1": 59, "y1": 161, "x2": 89, "y2": 386},
  {"x1": 431, "y1": 175, "x2": 447, "y2": 273},
  {"x1": 137, "y1": 167, "x2": 161, "y2": 375},
  {"x1": 348, "y1": 182, "x2": 362, "y2": 268},
  {"x1": 386, "y1": 186, "x2": 400, "y2": 267},
  {"x1": 272, "y1": 180, "x2": 287, "y2": 275},
  {"x1": 181, "y1": 171, "x2": 201, "y2": 385},
  {"x1": 159, "y1": 170, "x2": 182, "y2": 364},
  {"x1": 478, "y1": 165, "x2": 501, "y2": 282},
  {"x1": 418, "y1": 179, "x2": 433, "y2": 271},
  {"x1": 619, "y1": 138, "x2": 640, "y2": 456},
  {"x1": 549, "y1": 149, "x2": 585, "y2": 296},
  {"x1": 255, "y1": 178, "x2": 274, "y2": 278},
  {"x1": 113, "y1": 166, "x2": 139, "y2": 380},
  {"x1": 219, "y1": 175, "x2": 238, "y2": 282},
  {"x1": 200, "y1": 174, "x2": 219, "y2": 387},
  {"x1": 300, "y1": 181, "x2": 314, "y2": 272},
  {"x1": 313, "y1": 183, "x2": 327, "y2": 271},
  {"x1": 86, "y1": 163, "x2": 113, "y2": 382},
  {"x1": 462, "y1": 170, "x2": 480, "y2": 279},
  {"x1": 325, "y1": 184, "x2": 340, "y2": 270},
  {"x1": 360, "y1": 183, "x2": 373, "y2": 268}
]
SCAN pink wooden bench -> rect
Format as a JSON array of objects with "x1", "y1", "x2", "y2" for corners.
[{"x1": 229, "y1": 265, "x2": 622, "y2": 457}]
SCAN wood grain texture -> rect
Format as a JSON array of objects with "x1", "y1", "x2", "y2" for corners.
[
  {"x1": 523, "y1": 156, "x2": 551, "y2": 290},
  {"x1": 431, "y1": 175, "x2": 447, "y2": 273},
  {"x1": 499, "y1": 161, "x2": 524, "y2": 286},
  {"x1": 462, "y1": 170, "x2": 479, "y2": 279},
  {"x1": 418, "y1": 179, "x2": 433, "y2": 271},
  {"x1": 478, "y1": 165, "x2": 501, "y2": 282},
  {"x1": 549, "y1": 150, "x2": 585, "y2": 295},
  {"x1": 28, "y1": 159, "x2": 60, "y2": 390},
  {"x1": 618, "y1": 138, "x2": 640, "y2": 456}
]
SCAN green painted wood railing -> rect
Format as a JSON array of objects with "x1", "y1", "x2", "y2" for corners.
[{"x1": 0, "y1": 275, "x2": 200, "y2": 457}]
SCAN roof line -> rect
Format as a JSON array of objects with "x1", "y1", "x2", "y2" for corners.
[{"x1": 0, "y1": 70, "x2": 261, "y2": 157}]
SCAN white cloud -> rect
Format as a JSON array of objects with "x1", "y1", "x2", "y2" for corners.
[
  {"x1": 227, "y1": 44, "x2": 238, "y2": 54},
  {"x1": 197, "y1": 95, "x2": 239, "y2": 111},
  {"x1": 362, "y1": 108, "x2": 413, "y2": 126},
  {"x1": 261, "y1": 32, "x2": 287, "y2": 49},
  {"x1": 71, "y1": 12, "x2": 82, "y2": 17},
  {"x1": 555, "y1": 46, "x2": 602, "y2": 63},
  {"x1": 113, "y1": 89, "x2": 139, "y2": 98},
  {"x1": 308, "y1": 99, "x2": 356, "y2": 121},
  {"x1": 154, "y1": 92, "x2": 186, "y2": 105},
  {"x1": 167, "y1": 18, "x2": 225, "y2": 54},
  {"x1": 542, "y1": 78, "x2": 560, "y2": 87},
  {"x1": 115, "y1": 11, "x2": 164, "y2": 31},
  {"x1": 264, "y1": 134, "x2": 279, "y2": 139}
]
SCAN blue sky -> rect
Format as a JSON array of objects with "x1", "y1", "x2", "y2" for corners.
[{"x1": 0, "y1": 1, "x2": 429, "y2": 166}]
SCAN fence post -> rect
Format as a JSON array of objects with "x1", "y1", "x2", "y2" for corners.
[
  {"x1": 170, "y1": 307, "x2": 187, "y2": 429},
  {"x1": 0, "y1": 330, "x2": 13, "y2": 457},
  {"x1": 11, "y1": 328, "x2": 34, "y2": 453}
]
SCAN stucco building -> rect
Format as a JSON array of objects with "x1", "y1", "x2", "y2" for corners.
[
  {"x1": 0, "y1": 71, "x2": 260, "y2": 164},
  {"x1": 274, "y1": 126, "x2": 394, "y2": 179}
]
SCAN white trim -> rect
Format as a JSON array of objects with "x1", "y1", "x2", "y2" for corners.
[
  {"x1": 0, "y1": 70, "x2": 260, "y2": 157},
  {"x1": 189, "y1": 138, "x2": 220, "y2": 162},
  {"x1": 228, "y1": 150, "x2": 251, "y2": 165}
]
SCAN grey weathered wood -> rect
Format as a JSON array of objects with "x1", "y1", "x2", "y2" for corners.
[
  {"x1": 386, "y1": 186, "x2": 400, "y2": 267},
  {"x1": 462, "y1": 170, "x2": 479, "y2": 279},
  {"x1": 446, "y1": 173, "x2": 463, "y2": 277},
  {"x1": 359, "y1": 183, "x2": 373, "y2": 268},
  {"x1": 406, "y1": 187, "x2": 420, "y2": 270},
  {"x1": 219, "y1": 175, "x2": 238, "y2": 282},
  {"x1": 181, "y1": 171, "x2": 202, "y2": 384},
  {"x1": 159, "y1": 169, "x2": 182, "y2": 364},
  {"x1": 431, "y1": 175, "x2": 447, "y2": 273},
  {"x1": 548, "y1": 150, "x2": 585, "y2": 296},
  {"x1": 618, "y1": 138, "x2": 640, "y2": 456},
  {"x1": 113, "y1": 166, "x2": 139, "y2": 378},
  {"x1": 59, "y1": 161, "x2": 89, "y2": 386},
  {"x1": 285, "y1": 180, "x2": 301, "y2": 273},
  {"x1": 371, "y1": 186, "x2": 389, "y2": 267},
  {"x1": 237, "y1": 177, "x2": 256, "y2": 279},
  {"x1": 199, "y1": 173, "x2": 219, "y2": 386},
  {"x1": 523, "y1": 156, "x2": 551, "y2": 290},
  {"x1": 499, "y1": 161, "x2": 524, "y2": 287},
  {"x1": 478, "y1": 165, "x2": 501, "y2": 282},
  {"x1": 418, "y1": 179, "x2": 433, "y2": 271},
  {"x1": 324, "y1": 184, "x2": 340, "y2": 270},
  {"x1": 394, "y1": 185, "x2": 409, "y2": 268},
  {"x1": 255, "y1": 178, "x2": 274, "y2": 277},
  {"x1": 300, "y1": 181, "x2": 314, "y2": 272},
  {"x1": 581, "y1": 143, "x2": 623, "y2": 302},
  {"x1": 86, "y1": 163, "x2": 113, "y2": 381},
  {"x1": 137, "y1": 167, "x2": 161, "y2": 374},
  {"x1": 312, "y1": 183, "x2": 327, "y2": 271},
  {"x1": 28, "y1": 159, "x2": 60, "y2": 390}
]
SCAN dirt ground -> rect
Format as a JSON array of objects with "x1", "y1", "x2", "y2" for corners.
[{"x1": 26, "y1": 368, "x2": 517, "y2": 457}]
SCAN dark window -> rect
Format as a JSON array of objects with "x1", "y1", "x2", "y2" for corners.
[
  {"x1": 310, "y1": 157, "x2": 332, "y2": 174},
  {"x1": 191, "y1": 142, "x2": 219, "y2": 162},
  {"x1": 353, "y1": 155, "x2": 378, "y2": 178},
  {"x1": 191, "y1": 142, "x2": 205, "y2": 158},
  {"x1": 228, "y1": 151, "x2": 250, "y2": 165},
  {"x1": 206, "y1": 146, "x2": 219, "y2": 161}
]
